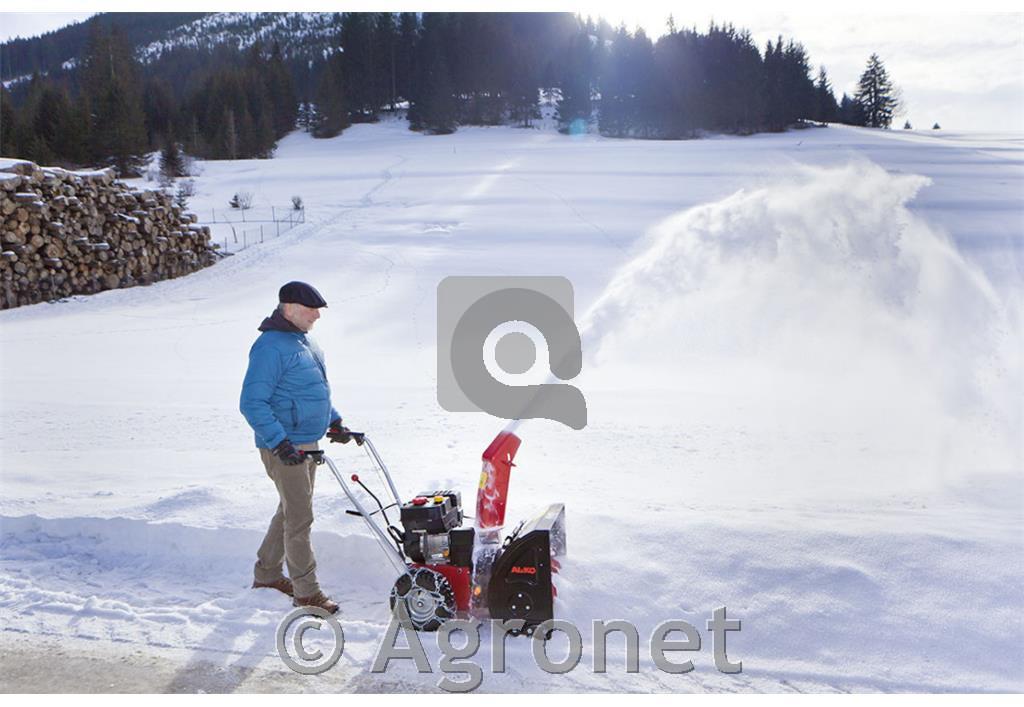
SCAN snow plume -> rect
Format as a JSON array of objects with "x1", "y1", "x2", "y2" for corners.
[{"x1": 581, "y1": 159, "x2": 1021, "y2": 480}]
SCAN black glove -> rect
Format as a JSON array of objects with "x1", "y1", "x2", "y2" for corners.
[
  {"x1": 272, "y1": 439, "x2": 305, "y2": 465},
  {"x1": 327, "y1": 419, "x2": 364, "y2": 445},
  {"x1": 327, "y1": 418, "x2": 353, "y2": 444}
]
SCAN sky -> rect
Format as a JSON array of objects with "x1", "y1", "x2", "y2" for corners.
[{"x1": 1, "y1": 2, "x2": 1022, "y2": 131}]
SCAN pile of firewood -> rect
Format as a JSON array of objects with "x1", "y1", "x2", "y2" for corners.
[{"x1": 1, "y1": 159, "x2": 218, "y2": 309}]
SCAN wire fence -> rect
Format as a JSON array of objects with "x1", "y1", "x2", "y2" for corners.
[{"x1": 210, "y1": 206, "x2": 306, "y2": 254}]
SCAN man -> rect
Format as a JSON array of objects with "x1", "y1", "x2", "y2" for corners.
[{"x1": 239, "y1": 281, "x2": 353, "y2": 613}]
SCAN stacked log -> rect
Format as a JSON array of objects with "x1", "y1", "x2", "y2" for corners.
[{"x1": 0, "y1": 159, "x2": 218, "y2": 309}]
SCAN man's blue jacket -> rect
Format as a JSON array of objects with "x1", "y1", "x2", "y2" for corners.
[{"x1": 239, "y1": 309, "x2": 341, "y2": 449}]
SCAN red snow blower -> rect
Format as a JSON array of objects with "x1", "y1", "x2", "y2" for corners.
[{"x1": 305, "y1": 431, "x2": 566, "y2": 635}]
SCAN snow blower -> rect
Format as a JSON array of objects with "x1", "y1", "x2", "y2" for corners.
[{"x1": 304, "y1": 431, "x2": 566, "y2": 635}]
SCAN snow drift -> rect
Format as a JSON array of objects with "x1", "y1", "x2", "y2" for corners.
[{"x1": 582, "y1": 160, "x2": 1021, "y2": 489}]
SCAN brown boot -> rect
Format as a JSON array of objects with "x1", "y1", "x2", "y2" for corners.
[
  {"x1": 252, "y1": 577, "x2": 294, "y2": 596},
  {"x1": 293, "y1": 591, "x2": 340, "y2": 614}
]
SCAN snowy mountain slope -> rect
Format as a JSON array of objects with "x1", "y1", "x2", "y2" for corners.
[
  {"x1": 2, "y1": 12, "x2": 338, "y2": 92},
  {"x1": 0, "y1": 121, "x2": 1021, "y2": 692},
  {"x1": 137, "y1": 12, "x2": 341, "y2": 65}
]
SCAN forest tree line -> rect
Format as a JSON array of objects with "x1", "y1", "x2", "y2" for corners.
[{"x1": 0, "y1": 13, "x2": 904, "y2": 174}]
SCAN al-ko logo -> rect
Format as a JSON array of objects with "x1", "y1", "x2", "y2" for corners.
[
  {"x1": 277, "y1": 604, "x2": 744, "y2": 692},
  {"x1": 437, "y1": 276, "x2": 587, "y2": 430}
]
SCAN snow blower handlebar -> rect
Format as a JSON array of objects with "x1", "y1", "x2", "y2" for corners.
[
  {"x1": 304, "y1": 433, "x2": 401, "y2": 503},
  {"x1": 303, "y1": 438, "x2": 412, "y2": 578}
]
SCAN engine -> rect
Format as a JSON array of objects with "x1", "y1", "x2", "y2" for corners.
[{"x1": 399, "y1": 490, "x2": 474, "y2": 567}]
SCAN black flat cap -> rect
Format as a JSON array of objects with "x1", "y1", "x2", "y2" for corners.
[{"x1": 279, "y1": 281, "x2": 328, "y2": 308}]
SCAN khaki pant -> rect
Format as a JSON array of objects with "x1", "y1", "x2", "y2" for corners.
[{"x1": 254, "y1": 441, "x2": 320, "y2": 597}]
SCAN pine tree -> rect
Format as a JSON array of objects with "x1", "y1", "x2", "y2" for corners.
[
  {"x1": 297, "y1": 102, "x2": 314, "y2": 132},
  {"x1": 159, "y1": 140, "x2": 185, "y2": 179},
  {"x1": 0, "y1": 87, "x2": 17, "y2": 157},
  {"x1": 556, "y1": 28, "x2": 594, "y2": 133},
  {"x1": 854, "y1": 53, "x2": 900, "y2": 128},
  {"x1": 143, "y1": 77, "x2": 176, "y2": 150},
  {"x1": 631, "y1": 30, "x2": 661, "y2": 137},
  {"x1": 453, "y1": 13, "x2": 513, "y2": 125},
  {"x1": 173, "y1": 179, "x2": 195, "y2": 210},
  {"x1": 685, "y1": 23, "x2": 762, "y2": 134},
  {"x1": 757, "y1": 37, "x2": 811, "y2": 130},
  {"x1": 813, "y1": 66, "x2": 839, "y2": 123},
  {"x1": 374, "y1": 13, "x2": 399, "y2": 112},
  {"x1": 413, "y1": 42, "x2": 457, "y2": 134},
  {"x1": 223, "y1": 108, "x2": 238, "y2": 159},
  {"x1": 0, "y1": 12, "x2": 863, "y2": 156},
  {"x1": 733, "y1": 29, "x2": 765, "y2": 132},
  {"x1": 838, "y1": 93, "x2": 867, "y2": 126},
  {"x1": 595, "y1": 25, "x2": 659, "y2": 137},
  {"x1": 29, "y1": 82, "x2": 63, "y2": 163},
  {"x1": 396, "y1": 13, "x2": 420, "y2": 105},
  {"x1": 540, "y1": 60, "x2": 558, "y2": 105},
  {"x1": 761, "y1": 38, "x2": 787, "y2": 130},
  {"x1": 254, "y1": 111, "x2": 276, "y2": 158},
  {"x1": 506, "y1": 39, "x2": 539, "y2": 128},
  {"x1": 312, "y1": 54, "x2": 350, "y2": 138},
  {"x1": 18, "y1": 76, "x2": 54, "y2": 164},
  {"x1": 777, "y1": 39, "x2": 815, "y2": 126},
  {"x1": 341, "y1": 12, "x2": 379, "y2": 121},
  {"x1": 184, "y1": 59, "x2": 282, "y2": 160},
  {"x1": 81, "y1": 25, "x2": 149, "y2": 175},
  {"x1": 241, "y1": 42, "x2": 281, "y2": 157},
  {"x1": 651, "y1": 28, "x2": 701, "y2": 138},
  {"x1": 187, "y1": 115, "x2": 204, "y2": 156},
  {"x1": 266, "y1": 41, "x2": 298, "y2": 136},
  {"x1": 599, "y1": 25, "x2": 631, "y2": 137},
  {"x1": 408, "y1": 13, "x2": 457, "y2": 134}
]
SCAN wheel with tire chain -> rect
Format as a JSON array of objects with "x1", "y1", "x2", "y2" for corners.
[{"x1": 389, "y1": 567, "x2": 456, "y2": 631}]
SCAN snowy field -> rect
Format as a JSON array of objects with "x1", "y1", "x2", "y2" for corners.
[{"x1": 1, "y1": 118, "x2": 1021, "y2": 692}]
